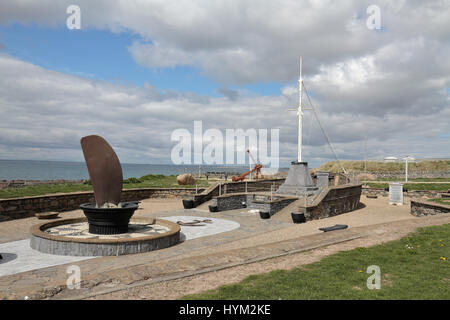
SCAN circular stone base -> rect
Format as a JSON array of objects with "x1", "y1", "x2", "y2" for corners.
[{"x1": 30, "y1": 217, "x2": 180, "y2": 256}]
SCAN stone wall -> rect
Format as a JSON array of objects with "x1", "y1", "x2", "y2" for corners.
[
  {"x1": 215, "y1": 193, "x2": 297, "y2": 214},
  {"x1": 362, "y1": 187, "x2": 443, "y2": 200},
  {"x1": 410, "y1": 200, "x2": 450, "y2": 217},
  {"x1": 213, "y1": 182, "x2": 362, "y2": 222},
  {"x1": 216, "y1": 194, "x2": 248, "y2": 211},
  {"x1": 249, "y1": 197, "x2": 297, "y2": 215},
  {"x1": 347, "y1": 171, "x2": 450, "y2": 180},
  {"x1": 303, "y1": 184, "x2": 362, "y2": 221},
  {"x1": 0, "y1": 188, "x2": 203, "y2": 222},
  {"x1": 190, "y1": 178, "x2": 285, "y2": 207}
]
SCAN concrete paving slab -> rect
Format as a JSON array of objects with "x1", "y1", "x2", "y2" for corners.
[
  {"x1": 163, "y1": 216, "x2": 240, "y2": 241},
  {"x1": 0, "y1": 239, "x2": 96, "y2": 277}
]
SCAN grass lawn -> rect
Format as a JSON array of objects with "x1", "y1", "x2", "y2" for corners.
[
  {"x1": 0, "y1": 174, "x2": 210, "y2": 199},
  {"x1": 183, "y1": 224, "x2": 450, "y2": 300},
  {"x1": 429, "y1": 198, "x2": 450, "y2": 206},
  {"x1": 367, "y1": 183, "x2": 450, "y2": 191}
]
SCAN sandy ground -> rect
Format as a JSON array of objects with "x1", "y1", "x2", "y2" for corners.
[
  {"x1": 89, "y1": 214, "x2": 450, "y2": 300},
  {"x1": 2, "y1": 195, "x2": 449, "y2": 300},
  {"x1": 87, "y1": 196, "x2": 450, "y2": 300},
  {"x1": 179, "y1": 196, "x2": 413, "y2": 256}
]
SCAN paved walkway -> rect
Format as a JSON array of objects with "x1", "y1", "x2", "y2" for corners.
[{"x1": 0, "y1": 196, "x2": 449, "y2": 300}]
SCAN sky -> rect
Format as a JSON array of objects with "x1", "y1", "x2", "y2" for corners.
[{"x1": 0, "y1": 0, "x2": 449, "y2": 168}]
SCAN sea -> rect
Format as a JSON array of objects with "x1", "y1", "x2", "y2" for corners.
[{"x1": 0, "y1": 159, "x2": 274, "y2": 181}]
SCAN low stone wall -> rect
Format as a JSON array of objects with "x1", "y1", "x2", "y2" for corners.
[
  {"x1": 249, "y1": 196, "x2": 297, "y2": 215},
  {"x1": 190, "y1": 178, "x2": 285, "y2": 207},
  {"x1": 215, "y1": 193, "x2": 297, "y2": 214},
  {"x1": 216, "y1": 194, "x2": 248, "y2": 211},
  {"x1": 214, "y1": 183, "x2": 362, "y2": 222},
  {"x1": 410, "y1": 200, "x2": 450, "y2": 217},
  {"x1": 0, "y1": 188, "x2": 203, "y2": 222},
  {"x1": 303, "y1": 184, "x2": 362, "y2": 221},
  {"x1": 347, "y1": 171, "x2": 450, "y2": 180},
  {"x1": 362, "y1": 187, "x2": 442, "y2": 200}
]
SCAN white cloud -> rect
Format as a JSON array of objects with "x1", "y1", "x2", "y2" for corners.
[
  {"x1": 0, "y1": 53, "x2": 449, "y2": 168},
  {"x1": 0, "y1": 1, "x2": 449, "y2": 166}
]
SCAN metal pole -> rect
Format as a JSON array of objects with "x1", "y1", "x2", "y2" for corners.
[
  {"x1": 298, "y1": 56, "x2": 303, "y2": 163},
  {"x1": 364, "y1": 134, "x2": 367, "y2": 186}
]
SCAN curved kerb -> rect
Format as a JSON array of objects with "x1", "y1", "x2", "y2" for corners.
[{"x1": 30, "y1": 217, "x2": 181, "y2": 256}]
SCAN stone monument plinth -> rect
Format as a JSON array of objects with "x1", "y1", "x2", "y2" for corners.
[{"x1": 276, "y1": 161, "x2": 319, "y2": 196}]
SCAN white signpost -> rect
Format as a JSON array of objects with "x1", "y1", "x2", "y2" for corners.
[{"x1": 389, "y1": 182, "x2": 404, "y2": 205}]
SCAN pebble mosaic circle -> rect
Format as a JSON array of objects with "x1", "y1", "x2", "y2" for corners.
[
  {"x1": 30, "y1": 218, "x2": 180, "y2": 256},
  {"x1": 44, "y1": 221, "x2": 170, "y2": 240}
]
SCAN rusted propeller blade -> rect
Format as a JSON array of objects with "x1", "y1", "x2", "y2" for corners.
[{"x1": 80, "y1": 135, "x2": 123, "y2": 207}]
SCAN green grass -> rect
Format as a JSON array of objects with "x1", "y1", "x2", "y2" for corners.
[
  {"x1": 0, "y1": 183, "x2": 94, "y2": 199},
  {"x1": 429, "y1": 198, "x2": 450, "y2": 206},
  {"x1": 183, "y1": 224, "x2": 450, "y2": 300},
  {"x1": 0, "y1": 174, "x2": 210, "y2": 199},
  {"x1": 367, "y1": 183, "x2": 450, "y2": 191}
]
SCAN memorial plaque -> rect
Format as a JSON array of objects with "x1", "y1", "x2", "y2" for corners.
[
  {"x1": 254, "y1": 195, "x2": 267, "y2": 202},
  {"x1": 389, "y1": 182, "x2": 403, "y2": 205}
]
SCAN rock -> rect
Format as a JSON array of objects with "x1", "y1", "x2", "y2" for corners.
[{"x1": 177, "y1": 174, "x2": 196, "y2": 185}]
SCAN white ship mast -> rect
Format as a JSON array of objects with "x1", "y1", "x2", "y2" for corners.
[{"x1": 297, "y1": 56, "x2": 303, "y2": 162}]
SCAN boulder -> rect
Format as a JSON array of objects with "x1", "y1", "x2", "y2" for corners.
[{"x1": 177, "y1": 174, "x2": 196, "y2": 185}]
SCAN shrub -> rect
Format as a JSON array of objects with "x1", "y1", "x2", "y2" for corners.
[{"x1": 123, "y1": 177, "x2": 142, "y2": 184}]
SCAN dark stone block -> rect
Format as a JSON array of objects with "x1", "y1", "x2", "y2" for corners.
[
  {"x1": 260, "y1": 211, "x2": 271, "y2": 219},
  {"x1": 291, "y1": 212, "x2": 306, "y2": 224},
  {"x1": 182, "y1": 199, "x2": 195, "y2": 209}
]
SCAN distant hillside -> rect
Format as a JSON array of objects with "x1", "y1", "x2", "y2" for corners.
[{"x1": 316, "y1": 160, "x2": 450, "y2": 173}]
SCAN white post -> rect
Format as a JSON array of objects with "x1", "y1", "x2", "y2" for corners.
[{"x1": 298, "y1": 56, "x2": 303, "y2": 163}]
